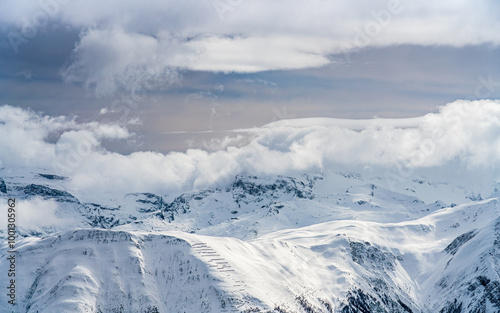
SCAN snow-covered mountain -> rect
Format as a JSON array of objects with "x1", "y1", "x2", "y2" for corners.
[{"x1": 1, "y1": 168, "x2": 499, "y2": 313}]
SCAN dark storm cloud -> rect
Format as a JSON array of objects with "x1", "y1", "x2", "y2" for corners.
[
  {"x1": 0, "y1": 25, "x2": 78, "y2": 77},
  {"x1": 2, "y1": 0, "x2": 499, "y2": 96}
]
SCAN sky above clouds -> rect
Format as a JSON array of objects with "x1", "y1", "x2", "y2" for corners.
[{"x1": 0, "y1": 0, "x2": 499, "y2": 154}]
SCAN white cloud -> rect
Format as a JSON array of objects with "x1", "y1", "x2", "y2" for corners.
[
  {"x1": 1, "y1": 100, "x2": 500, "y2": 199},
  {"x1": 61, "y1": 28, "x2": 181, "y2": 96},
  {"x1": 181, "y1": 36, "x2": 333, "y2": 73},
  {"x1": 61, "y1": 29, "x2": 332, "y2": 95},
  {"x1": 2, "y1": 0, "x2": 499, "y2": 94},
  {"x1": 0, "y1": 105, "x2": 130, "y2": 169},
  {"x1": 0, "y1": 197, "x2": 69, "y2": 231},
  {"x1": 18, "y1": 197, "x2": 68, "y2": 228}
]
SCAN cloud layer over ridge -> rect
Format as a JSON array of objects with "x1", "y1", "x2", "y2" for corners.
[{"x1": 1, "y1": 100, "x2": 500, "y2": 198}]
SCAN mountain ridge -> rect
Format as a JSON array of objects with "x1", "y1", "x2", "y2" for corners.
[{"x1": 1, "y1": 169, "x2": 499, "y2": 312}]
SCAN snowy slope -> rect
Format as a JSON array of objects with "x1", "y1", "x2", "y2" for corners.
[{"x1": 1, "y1": 198, "x2": 499, "y2": 312}]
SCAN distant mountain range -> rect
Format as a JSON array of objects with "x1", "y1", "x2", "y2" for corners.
[{"x1": 1, "y1": 168, "x2": 499, "y2": 312}]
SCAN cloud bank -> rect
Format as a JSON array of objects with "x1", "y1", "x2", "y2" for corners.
[
  {"x1": 0, "y1": 197, "x2": 68, "y2": 231},
  {"x1": 2, "y1": 0, "x2": 499, "y2": 95},
  {"x1": 1, "y1": 100, "x2": 500, "y2": 198}
]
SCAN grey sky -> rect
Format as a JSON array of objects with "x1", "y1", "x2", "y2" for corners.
[{"x1": 0, "y1": 0, "x2": 499, "y2": 153}]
